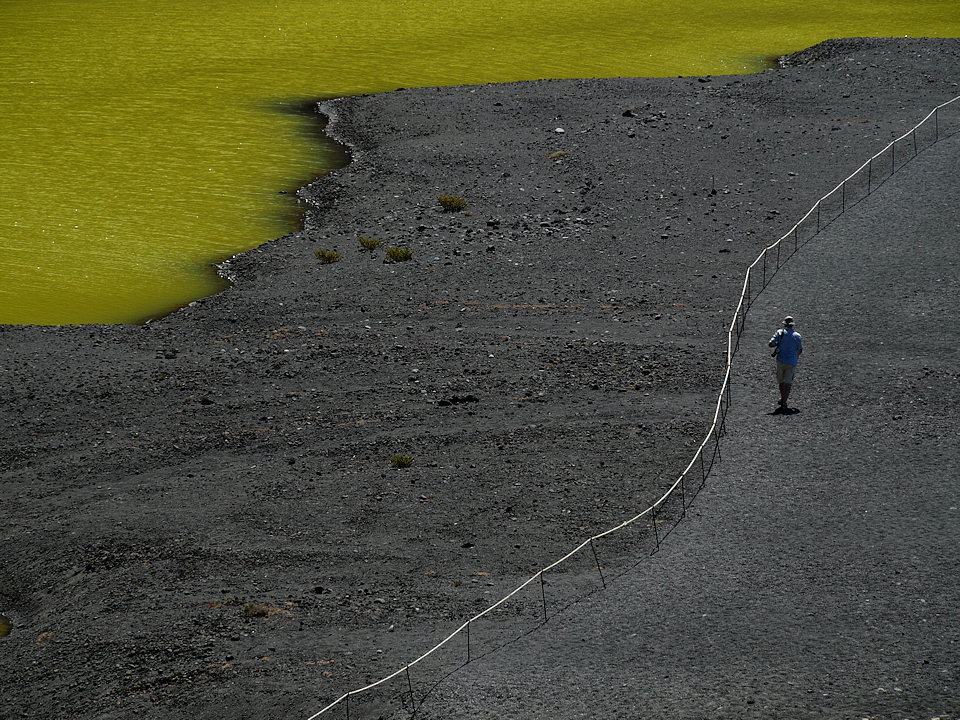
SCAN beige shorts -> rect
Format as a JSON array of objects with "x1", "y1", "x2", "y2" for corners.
[{"x1": 776, "y1": 362, "x2": 797, "y2": 384}]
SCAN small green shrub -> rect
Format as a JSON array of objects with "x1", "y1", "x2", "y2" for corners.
[
  {"x1": 386, "y1": 246, "x2": 413, "y2": 263},
  {"x1": 358, "y1": 237, "x2": 383, "y2": 251},
  {"x1": 438, "y1": 194, "x2": 468, "y2": 212},
  {"x1": 549, "y1": 151, "x2": 568, "y2": 159},
  {"x1": 315, "y1": 248, "x2": 342, "y2": 264},
  {"x1": 391, "y1": 454, "x2": 414, "y2": 468}
]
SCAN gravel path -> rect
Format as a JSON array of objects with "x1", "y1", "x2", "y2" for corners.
[{"x1": 414, "y1": 134, "x2": 960, "y2": 718}]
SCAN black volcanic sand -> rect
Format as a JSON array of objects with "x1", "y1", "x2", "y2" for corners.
[{"x1": 1, "y1": 38, "x2": 958, "y2": 720}]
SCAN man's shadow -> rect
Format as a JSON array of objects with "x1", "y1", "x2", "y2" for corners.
[{"x1": 771, "y1": 406, "x2": 801, "y2": 416}]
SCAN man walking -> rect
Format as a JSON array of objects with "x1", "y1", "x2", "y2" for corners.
[{"x1": 768, "y1": 315, "x2": 803, "y2": 410}]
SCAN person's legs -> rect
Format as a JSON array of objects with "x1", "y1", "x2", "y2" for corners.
[
  {"x1": 776, "y1": 363, "x2": 796, "y2": 408},
  {"x1": 779, "y1": 381, "x2": 791, "y2": 406}
]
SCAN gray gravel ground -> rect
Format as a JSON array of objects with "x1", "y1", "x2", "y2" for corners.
[{"x1": 414, "y1": 134, "x2": 960, "y2": 719}]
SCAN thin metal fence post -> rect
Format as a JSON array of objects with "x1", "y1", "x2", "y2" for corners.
[
  {"x1": 762, "y1": 250, "x2": 767, "y2": 288},
  {"x1": 892, "y1": 138, "x2": 896, "y2": 174},
  {"x1": 714, "y1": 425, "x2": 722, "y2": 462},
  {"x1": 816, "y1": 201, "x2": 820, "y2": 232},
  {"x1": 539, "y1": 572, "x2": 547, "y2": 621},
  {"x1": 913, "y1": 128, "x2": 918, "y2": 157},
  {"x1": 841, "y1": 180, "x2": 845, "y2": 213},
  {"x1": 680, "y1": 471, "x2": 687, "y2": 516},
  {"x1": 935, "y1": 107, "x2": 939, "y2": 141},
  {"x1": 589, "y1": 539, "x2": 607, "y2": 588},
  {"x1": 466, "y1": 620, "x2": 471, "y2": 662},
  {"x1": 651, "y1": 504, "x2": 660, "y2": 552},
  {"x1": 868, "y1": 157, "x2": 872, "y2": 193},
  {"x1": 406, "y1": 667, "x2": 414, "y2": 710},
  {"x1": 741, "y1": 309, "x2": 747, "y2": 351},
  {"x1": 345, "y1": 692, "x2": 350, "y2": 720}
]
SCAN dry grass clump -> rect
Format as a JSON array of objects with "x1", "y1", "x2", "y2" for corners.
[
  {"x1": 241, "y1": 601, "x2": 292, "y2": 618},
  {"x1": 385, "y1": 246, "x2": 413, "y2": 263},
  {"x1": 242, "y1": 602, "x2": 271, "y2": 617},
  {"x1": 437, "y1": 194, "x2": 468, "y2": 212},
  {"x1": 315, "y1": 248, "x2": 342, "y2": 264},
  {"x1": 358, "y1": 237, "x2": 383, "y2": 251},
  {"x1": 391, "y1": 454, "x2": 414, "y2": 468}
]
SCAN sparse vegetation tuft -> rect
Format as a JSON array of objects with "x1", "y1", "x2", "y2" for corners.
[
  {"x1": 391, "y1": 454, "x2": 414, "y2": 468},
  {"x1": 385, "y1": 246, "x2": 413, "y2": 263},
  {"x1": 358, "y1": 237, "x2": 383, "y2": 251},
  {"x1": 438, "y1": 194, "x2": 468, "y2": 212},
  {"x1": 242, "y1": 602, "x2": 271, "y2": 618},
  {"x1": 315, "y1": 248, "x2": 342, "y2": 264}
]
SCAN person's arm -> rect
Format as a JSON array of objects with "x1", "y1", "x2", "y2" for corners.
[{"x1": 768, "y1": 330, "x2": 781, "y2": 347}]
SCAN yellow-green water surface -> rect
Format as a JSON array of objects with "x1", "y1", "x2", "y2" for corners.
[{"x1": 1, "y1": 0, "x2": 957, "y2": 324}]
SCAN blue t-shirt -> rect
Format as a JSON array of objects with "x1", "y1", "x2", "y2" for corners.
[{"x1": 771, "y1": 328, "x2": 802, "y2": 365}]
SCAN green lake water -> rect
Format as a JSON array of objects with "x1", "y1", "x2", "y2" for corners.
[{"x1": 1, "y1": 0, "x2": 957, "y2": 325}]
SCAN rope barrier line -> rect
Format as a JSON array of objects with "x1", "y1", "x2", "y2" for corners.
[{"x1": 302, "y1": 93, "x2": 960, "y2": 720}]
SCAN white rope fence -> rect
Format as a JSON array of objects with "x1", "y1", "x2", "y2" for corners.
[{"x1": 303, "y1": 93, "x2": 960, "y2": 720}]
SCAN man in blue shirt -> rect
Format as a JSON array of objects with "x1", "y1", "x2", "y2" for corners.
[{"x1": 768, "y1": 315, "x2": 803, "y2": 410}]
